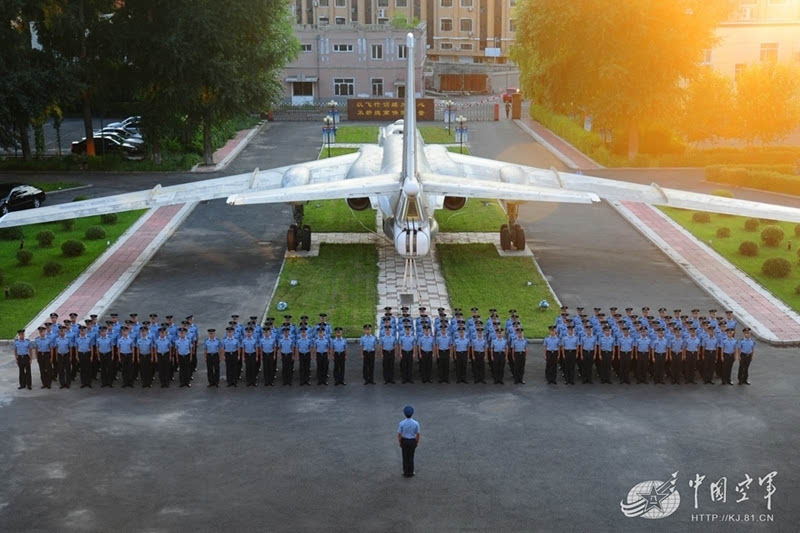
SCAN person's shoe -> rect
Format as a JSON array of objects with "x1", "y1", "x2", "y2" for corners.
[
  {"x1": 186, "y1": 383, "x2": 191, "y2": 388},
  {"x1": 27, "y1": 386, "x2": 32, "y2": 390},
  {"x1": 519, "y1": 380, "x2": 525, "y2": 384},
  {"x1": 41, "y1": 385, "x2": 47, "y2": 389},
  {"x1": 744, "y1": 380, "x2": 750, "y2": 385},
  {"x1": 18, "y1": 386, "x2": 25, "y2": 390}
]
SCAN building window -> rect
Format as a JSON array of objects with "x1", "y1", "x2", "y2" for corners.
[
  {"x1": 396, "y1": 0, "x2": 407, "y2": 7},
  {"x1": 378, "y1": 0, "x2": 389, "y2": 5},
  {"x1": 319, "y1": 0, "x2": 328, "y2": 5},
  {"x1": 377, "y1": 18, "x2": 389, "y2": 24},
  {"x1": 371, "y1": 78, "x2": 384, "y2": 97},
  {"x1": 441, "y1": 18, "x2": 453, "y2": 31},
  {"x1": 333, "y1": 43, "x2": 354, "y2": 52},
  {"x1": 701, "y1": 48, "x2": 712, "y2": 65},
  {"x1": 441, "y1": 0, "x2": 452, "y2": 6},
  {"x1": 334, "y1": 78, "x2": 355, "y2": 96},
  {"x1": 509, "y1": 19, "x2": 516, "y2": 32},
  {"x1": 319, "y1": 17, "x2": 330, "y2": 25},
  {"x1": 460, "y1": 0, "x2": 473, "y2": 6},
  {"x1": 398, "y1": 44, "x2": 408, "y2": 59},
  {"x1": 509, "y1": 0, "x2": 516, "y2": 6},
  {"x1": 460, "y1": 18, "x2": 473, "y2": 32},
  {"x1": 293, "y1": 82, "x2": 313, "y2": 97},
  {"x1": 760, "y1": 43, "x2": 778, "y2": 62},
  {"x1": 734, "y1": 63, "x2": 746, "y2": 82},
  {"x1": 335, "y1": 0, "x2": 345, "y2": 6},
  {"x1": 371, "y1": 43, "x2": 383, "y2": 59},
  {"x1": 335, "y1": 17, "x2": 347, "y2": 24},
  {"x1": 300, "y1": 44, "x2": 312, "y2": 52},
  {"x1": 440, "y1": 42, "x2": 453, "y2": 50},
  {"x1": 460, "y1": 43, "x2": 473, "y2": 51}
]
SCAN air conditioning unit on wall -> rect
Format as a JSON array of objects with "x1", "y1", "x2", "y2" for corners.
[{"x1": 378, "y1": 8, "x2": 386, "y2": 18}]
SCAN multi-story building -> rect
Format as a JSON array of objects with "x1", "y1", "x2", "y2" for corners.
[
  {"x1": 709, "y1": 0, "x2": 800, "y2": 79},
  {"x1": 282, "y1": 22, "x2": 426, "y2": 104}
]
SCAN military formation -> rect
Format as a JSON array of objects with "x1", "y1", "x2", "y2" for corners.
[{"x1": 11, "y1": 305, "x2": 756, "y2": 390}]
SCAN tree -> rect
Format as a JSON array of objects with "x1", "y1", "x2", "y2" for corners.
[
  {"x1": 735, "y1": 62, "x2": 800, "y2": 145},
  {"x1": 681, "y1": 67, "x2": 736, "y2": 144},
  {"x1": 511, "y1": 0, "x2": 730, "y2": 159}
]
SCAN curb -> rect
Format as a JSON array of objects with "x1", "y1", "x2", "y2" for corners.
[
  {"x1": 46, "y1": 184, "x2": 93, "y2": 195},
  {"x1": 513, "y1": 119, "x2": 605, "y2": 170},
  {"x1": 190, "y1": 120, "x2": 266, "y2": 173}
]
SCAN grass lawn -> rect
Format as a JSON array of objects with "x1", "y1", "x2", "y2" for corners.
[
  {"x1": 332, "y1": 125, "x2": 455, "y2": 144},
  {"x1": 0, "y1": 153, "x2": 202, "y2": 172},
  {"x1": 32, "y1": 182, "x2": 83, "y2": 193},
  {"x1": 661, "y1": 207, "x2": 800, "y2": 313},
  {"x1": 0, "y1": 210, "x2": 146, "y2": 338},
  {"x1": 271, "y1": 244, "x2": 378, "y2": 337},
  {"x1": 446, "y1": 146, "x2": 470, "y2": 155},
  {"x1": 311, "y1": 147, "x2": 376, "y2": 232},
  {"x1": 318, "y1": 146, "x2": 360, "y2": 159},
  {"x1": 435, "y1": 199, "x2": 506, "y2": 232},
  {"x1": 438, "y1": 243, "x2": 559, "y2": 338},
  {"x1": 420, "y1": 126, "x2": 455, "y2": 144}
]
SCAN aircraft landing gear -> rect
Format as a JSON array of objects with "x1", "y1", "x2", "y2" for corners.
[
  {"x1": 499, "y1": 204, "x2": 526, "y2": 251},
  {"x1": 287, "y1": 205, "x2": 312, "y2": 252}
]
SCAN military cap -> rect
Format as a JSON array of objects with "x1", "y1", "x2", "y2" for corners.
[
  {"x1": 245, "y1": 327, "x2": 253, "y2": 332},
  {"x1": 709, "y1": 309, "x2": 717, "y2": 313},
  {"x1": 163, "y1": 314, "x2": 172, "y2": 319},
  {"x1": 125, "y1": 320, "x2": 132, "y2": 324},
  {"x1": 560, "y1": 306, "x2": 569, "y2": 310},
  {"x1": 121, "y1": 325, "x2": 129, "y2": 330},
  {"x1": 725, "y1": 310, "x2": 733, "y2": 315},
  {"x1": 58, "y1": 325, "x2": 67, "y2": 330},
  {"x1": 37, "y1": 326, "x2": 45, "y2": 331},
  {"x1": 548, "y1": 325, "x2": 556, "y2": 330},
  {"x1": 281, "y1": 327, "x2": 290, "y2": 332},
  {"x1": 609, "y1": 307, "x2": 617, "y2": 312},
  {"x1": 334, "y1": 327, "x2": 343, "y2": 332},
  {"x1": 593, "y1": 307, "x2": 601, "y2": 311},
  {"x1": 440, "y1": 324, "x2": 448, "y2": 329},
  {"x1": 641, "y1": 307, "x2": 650, "y2": 312},
  {"x1": 622, "y1": 327, "x2": 630, "y2": 331},
  {"x1": 404, "y1": 324, "x2": 412, "y2": 329},
  {"x1": 318, "y1": 313, "x2": 327, "y2": 318},
  {"x1": 99, "y1": 326, "x2": 108, "y2": 331},
  {"x1": 422, "y1": 324, "x2": 430, "y2": 329},
  {"x1": 49, "y1": 312, "x2": 59, "y2": 317},
  {"x1": 364, "y1": 324, "x2": 372, "y2": 329},
  {"x1": 453, "y1": 307, "x2": 462, "y2": 313},
  {"x1": 691, "y1": 308, "x2": 700, "y2": 313},
  {"x1": 110, "y1": 313, "x2": 119, "y2": 317},
  {"x1": 231, "y1": 314, "x2": 240, "y2": 318},
  {"x1": 567, "y1": 325, "x2": 574, "y2": 329},
  {"x1": 470, "y1": 307, "x2": 479, "y2": 312},
  {"x1": 140, "y1": 325, "x2": 149, "y2": 330},
  {"x1": 383, "y1": 306, "x2": 392, "y2": 311},
  {"x1": 185, "y1": 315, "x2": 193, "y2": 320},
  {"x1": 489, "y1": 308, "x2": 497, "y2": 313},
  {"x1": 178, "y1": 327, "x2": 187, "y2": 332},
  {"x1": 84, "y1": 318, "x2": 92, "y2": 324},
  {"x1": 400, "y1": 305, "x2": 409, "y2": 311},
  {"x1": 476, "y1": 327, "x2": 484, "y2": 332},
  {"x1": 17, "y1": 329, "x2": 25, "y2": 334},
  {"x1": 457, "y1": 327, "x2": 465, "y2": 331},
  {"x1": 283, "y1": 315, "x2": 292, "y2": 319},
  {"x1": 181, "y1": 320, "x2": 189, "y2": 325},
  {"x1": 437, "y1": 307, "x2": 445, "y2": 312},
  {"x1": 105, "y1": 320, "x2": 113, "y2": 325},
  {"x1": 207, "y1": 329, "x2": 216, "y2": 333},
  {"x1": 69, "y1": 312, "x2": 78, "y2": 317},
  {"x1": 742, "y1": 327, "x2": 751, "y2": 332},
  {"x1": 726, "y1": 328, "x2": 734, "y2": 332},
  {"x1": 576, "y1": 306, "x2": 584, "y2": 311},
  {"x1": 509, "y1": 309, "x2": 517, "y2": 314},
  {"x1": 383, "y1": 324, "x2": 392, "y2": 329},
  {"x1": 44, "y1": 322, "x2": 52, "y2": 327},
  {"x1": 299, "y1": 326, "x2": 308, "y2": 332},
  {"x1": 418, "y1": 307, "x2": 427, "y2": 311},
  {"x1": 657, "y1": 308, "x2": 666, "y2": 313},
  {"x1": 149, "y1": 313, "x2": 158, "y2": 318},
  {"x1": 300, "y1": 315, "x2": 309, "y2": 320}
]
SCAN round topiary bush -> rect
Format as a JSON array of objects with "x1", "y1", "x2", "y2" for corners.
[
  {"x1": 739, "y1": 241, "x2": 758, "y2": 257},
  {"x1": 16, "y1": 248, "x2": 33, "y2": 266},
  {"x1": 0, "y1": 227, "x2": 24, "y2": 241},
  {"x1": 692, "y1": 212, "x2": 711, "y2": 223},
  {"x1": 9, "y1": 281, "x2": 35, "y2": 299},
  {"x1": 43, "y1": 261, "x2": 62, "y2": 277},
  {"x1": 100, "y1": 213, "x2": 118, "y2": 225},
  {"x1": 744, "y1": 218, "x2": 760, "y2": 232},
  {"x1": 761, "y1": 225, "x2": 785, "y2": 247},
  {"x1": 61, "y1": 218, "x2": 75, "y2": 231},
  {"x1": 35, "y1": 230, "x2": 55, "y2": 247},
  {"x1": 762, "y1": 257, "x2": 791, "y2": 278},
  {"x1": 712, "y1": 189, "x2": 734, "y2": 198},
  {"x1": 795, "y1": 224, "x2": 800, "y2": 237},
  {"x1": 85, "y1": 225, "x2": 107, "y2": 240},
  {"x1": 716, "y1": 227, "x2": 731, "y2": 238},
  {"x1": 61, "y1": 239, "x2": 85, "y2": 257},
  {"x1": 72, "y1": 195, "x2": 89, "y2": 202}
]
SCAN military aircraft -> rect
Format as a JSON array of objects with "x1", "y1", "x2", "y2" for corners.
[{"x1": 4, "y1": 33, "x2": 800, "y2": 259}]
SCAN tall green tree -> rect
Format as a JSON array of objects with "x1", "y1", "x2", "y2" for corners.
[
  {"x1": 511, "y1": 0, "x2": 730, "y2": 159},
  {"x1": 681, "y1": 67, "x2": 736, "y2": 144},
  {"x1": 735, "y1": 62, "x2": 800, "y2": 145}
]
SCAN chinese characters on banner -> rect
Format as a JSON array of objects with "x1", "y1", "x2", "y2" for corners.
[{"x1": 347, "y1": 98, "x2": 434, "y2": 121}]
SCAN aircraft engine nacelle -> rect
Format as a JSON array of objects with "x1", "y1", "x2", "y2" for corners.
[
  {"x1": 443, "y1": 196, "x2": 466, "y2": 211},
  {"x1": 347, "y1": 197, "x2": 371, "y2": 211}
]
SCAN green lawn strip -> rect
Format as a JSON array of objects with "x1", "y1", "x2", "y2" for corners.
[
  {"x1": 0, "y1": 210, "x2": 146, "y2": 338},
  {"x1": 270, "y1": 244, "x2": 378, "y2": 337},
  {"x1": 317, "y1": 146, "x2": 360, "y2": 159},
  {"x1": 419, "y1": 126, "x2": 455, "y2": 144},
  {"x1": 0, "y1": 153, "x2": 202, "y2": 172},
  {"x1": 660, "y1": 207, "x2": 800, "y2": 313},
  {"x1": 438, "y1": 243, "x2": 559, "y2": 338},
  {"x1": 446, "y1": 146, "x2": 470, "y2": 155},
  {"x1": 435, "y1": 199, "x2": 506, "y2": 232},
  {"x1": 310, "y1": 146, "x2": 375, "y2": 232},
  {"x1": 31, "y1": 182, "x2": 84, "y2": 193},
  {"x1": 332, "y1": 125, "x2": 455, "y2": 144}
]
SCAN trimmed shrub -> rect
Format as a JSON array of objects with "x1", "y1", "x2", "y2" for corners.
[
  {"x1": 85, "y1": 225, "x2": 107, "y2": 240},
  {"x1": 61, "y1": 218, "x2": 75, "y2": 231},
  {"x1": 43, "y1": 261, "x2": 62, "y2": 277},
  {"x1": 61, "y1": 239, "x2": 85, "y2": 257},
  {"x1": 0, "y1": 226, "x2": 24, "y2": 241},
  {"x1": 711, "y1": 189, "x2": 734, "y2": 198},
  {"x1": 795, "y1": 284, "x2": 800, "y2": 295},
  {"x1": 35, "y1": 230, "x2": 55, "y2": 247},
  {"x1": 16, "y1": 248, "x2": 33, "y2": 266},
  {"x1": 715, "y1": 227, "x2": 731, "y2": 238},
  {"x1": 762, "y1": 257, "x2": 791, "y2": 278},
  {"x1": 691, "y1": 211, "x2": 711, "y2": 223},
  {"x1": 795, "y1": 224, "x2": 800, "y2": 237},
  {"x1": 761, "y1": 226, "x2": 785, "y2": 247},
  {"x1": 100, "y1": 213, "x2": 118, "y2": 225},
  {"x1": 739, "y1": 241, "x2": 759, "y2": 257},
  {"x1": 9, "y1": 281, "x2": 35, "y2": 299},
  {"x1": 744, "y1": 218, "x2": 760, "y2": 232},
  {"x1": 72, "y1": 195, "x2": 89, "y2": 202}
]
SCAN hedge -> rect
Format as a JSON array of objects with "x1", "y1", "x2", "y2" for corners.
[
  {"x1": 706, "y1": 164, "x2": 795, "y2": 181},
  {"x1": 35, "y1": 230, "x2": 55, "y2": 247},
  {"x1": 707, "y1": 167, "x2": 800, "y2": 196},
  {"x1": 762, "y1": 257, "x2": 791, "y2": 278},
  {"x1": 16, "y1": 248, "x2": 33, "y2": 266},
  {"x1": 9, "y1": 281, "x2": 35, "y2": 299},
  {"x1": 61, "y1": 239, "x2": 86, "y2": 257},
  {"x1": 739, "y1": 241, "x2": 758, "y2": 256},
  {"x1": 43, "y1": 261, "x2": 62, "y2": 277}
]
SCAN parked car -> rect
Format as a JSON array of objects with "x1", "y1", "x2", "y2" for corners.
[
  {"x1": 71, "y1": 135, "x2": 137, "y2": 156},
  {"x1": 106, "y1": 116, "x2": 141, "y2": 133},
  {"x1": 0, "y1": 184, "x2": 46, "y2": 216},
  {"x1": 94, "y1": 130, "x2": 145, "y2": 147},
  {"x1": 502, "y1": 88, "x2": 522, "y2": 103},
  {"x1": 97, "y1": 126, "x2": 142, "y2": 140}
]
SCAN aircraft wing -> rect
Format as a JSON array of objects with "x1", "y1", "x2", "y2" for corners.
[
  {"x1": 0, "y1": 152, "x2": 360, "y2": 228},
  {"x1": 419, "y1": 173, "x2": 598, "y2": 204},
  {"x1": 227, "y1": 174, "x2": 401, "y2": 205},
  {"x1": 432, "y1": 149, "x2": 800, "y2": 223}
]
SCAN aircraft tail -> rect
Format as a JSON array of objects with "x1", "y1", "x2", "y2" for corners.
[{"x1": 402, "y1": 32, "x2": 416, "y2": 181}]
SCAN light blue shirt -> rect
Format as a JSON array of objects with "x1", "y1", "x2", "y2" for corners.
[
  {"x1": 685, "y1": 336, "x2": 700, "y2": 352},
  {"x1": 561, "y1": 334, "x2": 579, "y2": 350},
  {"x1": 96, "y1": 335, "x2": 114, "y2": 354},
  {"x1": 491, "y1": 337, "x2": 507, "y2": 351},
  {"x1": 472, "y1": 336, "x2": 487, "y2": 352},
  {"x1": 204, "y1": 337, "x2": 222, "y2": 353},
  {"x1": 543, "y1": 335, "x2": 561, "y2": 351},
  {"x1": 174, "y1": 337, "x2": 192, "y2": 356},
  {"x1": 511, "y1": 337, "x2": 527, "y2": 352},
  {"x1": 454, "y1": 336, "x2": 471, "y2": 352},
  {"x1": 359, "y1": 334, "x2": 376, "y2": 351},
  {"x1": 738, "y1": 338, "x2": 755, "y2": 354},
  {"x1": 398, "y1": 417, "x2": 420, "y2": 439},
  {"x1": 54, "y1": 336, "x2": 73, "y2": 354},
  {"x1": 436, "y1": 333, "x2": 451, "y2": 350},
  {"x1": 653, "y1": 337, "x2": 668, "y2": 354},
  {"x1": 34, "y1": 336, "x2": 51, "y2": 353},
  {"x1": 635, "y1": 336, "x2": 651, "y2": 352},
  {"x1": 418, "y1": 334, "x2": 435, "y2": 352},
  {"x1": 117, "y1": 336, "x2": 135, "y2": 354},
  {"x1": 75, "y1": 335, "x2": 94, "y2": 353},
  {"x1": 669, "y1": 337, "x2": 684, "y2": 353},
  {"x1": 14, "y1": 338, "x2": 32, "y2": 355},
  {"x1": 278, "y1": 336, "x2": 295, "y2": 354},
  {"x1": 380, "y1": 333, "x2": 396, "y2": 351},
  {"x1": 332, "y1": 337, "x2": 347, "y2": 352},
  {"x1": 155, "y1": 336, "x2": 173, "y2": 353},
  {"x1": 296, "y1": 336, "x2": 312, "y2": 354},
  {"x1": 137, "y1": 336, "x2": 153, "y2": 353},
  {"x1": 599, "y1": 334, "x2": 616, "y2": 352},
  {"x1": 260, "y1": 336, "x2": 276, "y2": 353},
  {"x1": 722, "y1": 337, "x2": 738, "y2": 354},
  {"x1": 399, "y1": 333, "x2": 416, "y2": 351},
  {"x1": 242, "y1": 336, "x2": 259, "y2": 354},
  {"x1": 314, "y1": 337, "x2": 330, "y2": 353},
  {"x1": 222, "y1": 336, "x2": 241, "y2": 353},
  {"x1": 581, "y1": 335, "x2": 597, "y2": 351}
]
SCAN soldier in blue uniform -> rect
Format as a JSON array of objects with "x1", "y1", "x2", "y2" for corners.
[
  {"x1": 54, "y1": 327, "x2": 74, "y2": 388},
  {"x1": 453, "y1": 327, "x2": 471, "y2": 383},
  {"x1": 296, "y1": 328, "x2": 313, "y2": 385},
  {"x1": 222, "y1": 327, "x2": 242, "y2": 387},
  {"x1": 737, "y1": 328, "x2": 755, "y2": 385},
  {"x1": 117, "y1": 326, "x2": 136, "y2": 387},
  {"x1": 720, "y1": 328, "x2": 738, "y2": 385},
  {"x1": 701, "y1": 325, "x2": 718, "y2": 384},
  {"x1": 331, "y1": 327, "x2": 348, "y2": 385},
  {"x1": 724, "y1": 310, "x2": 737, "y2": 331},
  {"x1": 597, "y1": 327, "x2": 616, "y2": 384},
  {"x1": 360, "y1": 324, "x2": 377, "y2": 385},
  {"x1": 510, "y1": 328, "x2": 527, "y2": 384},
  {"x1": 260, "y1": 326, "x2": 277, "y2": 386},
  {"x1": 652, "y1": 329, "x2": 669, "y2": 384},
  {"x1": 137, "y1": 326, "x2": 156, "y2": 388},
  {"x1": 174, "y1": 328, "x2": 193, "y2": 387},
  {"x1": 155, "y1": 328, "x2": 173, "y2": 388},
  {"x1": 542, "y1": 326, "x2": 560, "y2": 384},
  {"x1": 417, "y1": 325, "x2": 435, "y2": 383},
  {"x1": 13, "y1": 330, "x2": 33, "y2": 390},
  {"x1": 668, "y1": 327, "x2": 685, "y2": 384},
  {"x1": 278, "y1": 327, "x2": 296, "y2": 385},
  {"x1": 560, "y1": 325, "x2": 579, "y2": 385},
  {"x1": 95, "y1": 326, "x2": 114, "y2": 387},
  {"x1": 33, "y1": 327, "x2": 53, "y2": 389},
  {"x1": 579, "y1": 325, "x2": 597, "y2": 384},
  {"x1": 242, "y1": 327, "x2": 260, "y2": 386},
  {"x1": 683, "y1": 328, "x2": 700, "y2": 384},
  {"x1": 471, "y1": 327, "x2": 488, "y2": 384},
  {"x1": 73, "y1": 326, "x2": 95, "y2": 388},
  {"x1": 380, "y1": 325, "x2": 397, "y2": 384},
  {"x1": 435, "y1": 324, "x2": 452, "y2": 384},
  {"x1": 634, "y1": 329, "x2": 651, "y2": 384},
  {"x1": 399, "y1": 324, "x2": 417, "y2": 383},
  {"x1": 490, "y1": 329, "x2": 507, "y2": 384},
  {"x1": 313, "y1": 328, "x2": 331, "y2": 385},
  {"x1": 203, "y1": 329, "x2": 222, "y2": 387}
]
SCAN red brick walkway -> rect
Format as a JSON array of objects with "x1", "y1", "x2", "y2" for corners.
[
  {"x1": 50, "y1": 205, "x2": 184, "y2": 320},
  {"x1": 622, "y1": 201, "x2": 800, "y2": 341},
  {"x1": 517, "y1": 117, "x2": 603, "y2": 170}
]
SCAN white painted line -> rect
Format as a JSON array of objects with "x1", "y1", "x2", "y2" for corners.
[{"x1": 261, "y1": 252, "x2": 288, "y2": 325}]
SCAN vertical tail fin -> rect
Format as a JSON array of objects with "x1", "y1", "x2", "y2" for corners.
[{"x1": 402, "y1": 32, "x2": 416, "y2": 181}]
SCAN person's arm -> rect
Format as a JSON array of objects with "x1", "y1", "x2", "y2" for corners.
[
  {"x1": 397, "y1": 431, "x2": 403, "y2": 447},
  {"x1": 415, "y1": 427, "x2": 421, "y2": 445}
]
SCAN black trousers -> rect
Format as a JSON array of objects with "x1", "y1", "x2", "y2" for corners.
[
  {"x1": 715, "y1": 348, "x2": 723, "y2": 378},
  {"x1": 37, "y1": 353, "x2": 53, "y2": 387},
  {"x1": 654, "y1": 353, "x2": 667, "y2": 383},
  {"x1": 78, "y1": 352, "x2": 92, "y2": 386},
  {"x1": 455, "y1": 351, "x2": 468, "y2": 382},
  {"x1": 670, "y1": 352, "x2": 682, "y2": 383},
  {"x1": 58, "y1": 353, "x2": 71, "y2": 387},
  {"x1": 120, "y1": 353, "x2": 134, "y2": 387},
  {"x1": 581, "y1": 350, "x2": 594, "y2": 383},
  {"x1": 492, "y1": 349, "x2": 505, "y2": 383},
  {"x1": 281, "y1": 353, "x2": 294, "y2": 385},
  {"x1": 545, "y1": 350, "x2": 558, "y2": 383},
  {"x1": 401, "y1": 438, "x2": 417, "y2": 476},
  {"x1": 316, "y1": 354, "x2": 329, "y2": 384},
  {"x1": 17, "y1": 355, "x2": 32, "y2": 388},
  {"x1": 263, "y1": 352, "x2": 276, "y2": 385},
  {"x1": 157, "y1": 353, "x2": 171, "y2": 386},
  {"x1": 473, "y1": 353, "x2": 486, "y2": 383},
  {"x1": 598, "y1": 351, "x2": 612, "y2": 383},
  {"x1": 225, "y1": 352, "x2": 239, "y2": 385},
  {"x1": 684, "y1": 351, "x2": 697, "y2": 382},
  {"x1": 563, "y1": 350, "x2": 576, "y2": 384},
  {"x1": 400, "y1": 350, "x2": 414, "y2": 382},
  {"x1": 619, "y1": 351, "x2": 632, "y2": 383},
  {"x1": 206, "y1": 353, "x2": 220, "y2": 385},
  {"x1": 140, "y1": 355, "x2": 154, "y2": 387},
  {"x1": 437, "y1": 352, "x2": 450, "y2": 383},
  {"x1": 100, "y1": 353, "x2": 114, "y2": 386},
  {"x1": 362, "y1": 351, "x2": 375, "y2": 383},
  {"x1": 178, "y1": 355, "x2": 191, "y2": 386},
  {"x1": 738, "y1": 353, "x2": 752, "y2": 383},
  {"x1": 722, "y1": 353, "x2": 735, "y2": 384},
  {"x1": 245, "y1": 352, "x2": 258, "y2": 385},
  {"x1": 513, "y1": 350, "x2": 526, "y2": 383},
  {"x1": 703, "y1": 349, "x2": 716, "y2": 383},
  {"x1": 299, "y1": 353, "x2": 311, "y2": 384},
  {"x1": 333, "y1": 352, "x2": 345, "y2": 384},
  {"x1": 70, "y1": 353, "x2": 79, "y2": 381},
  {"x1": 383, "y1": 352, "x2": 395, "y2": 382},
  {"x1": 636, "y1": 351, "x2": 649, "y2": 383},
  {"x1": 419, "y1": 351, "x2": 433, "y2": 382}
]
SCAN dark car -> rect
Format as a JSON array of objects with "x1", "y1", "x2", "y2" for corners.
[
  {"x1": 0, "y1": 184, "x2": 46, "y2": 216},
  {"x1": 71, "y1": 135, "x2": 133, "y2": 156},
  {"x1": 502, "y1": 87, "x2": 521, "y2": 103}
]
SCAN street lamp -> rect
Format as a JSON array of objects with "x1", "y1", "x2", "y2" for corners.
[
  {"x1": 322, "y1": 115, "x2": 336, "y2": 158},
  {"x1": 443, "y1": 99, "x2": 455, "y2": 134},
  {"x1": 455, "y1": 115, "x2": 467, "y2": 154},
  {"x1": 327, "y1": 100, "x2": 339, "y2": 125}
]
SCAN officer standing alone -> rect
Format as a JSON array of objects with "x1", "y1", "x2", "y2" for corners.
[
  {"x1": 398, "y1": 405, "x2": 421, "y2": 478},
  {"x1": 737, "y1": 328, "x2": 755, "y2": 385}
]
